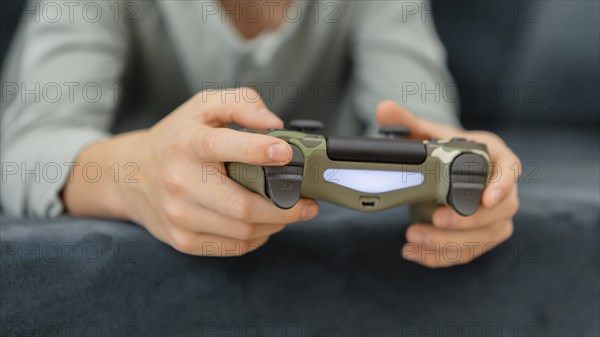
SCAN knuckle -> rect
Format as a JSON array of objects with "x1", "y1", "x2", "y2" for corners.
[
  {"x1": 411, "y1": 229, "x2": 434, "y2": 247},
  {"x1": 490, "y1": 221, "x2": 514, "y2": 246},
  {"x1": 514, "y1": 154, "x2": 523, "y2": 176},
  {"x1": 163, "y1": 135, "x2": 190, "y2": 160},
  {"x1": 232, "y1": 222, "x2": 258, "y2": 240},
  {"x1": 162, "y1": 168, "x2": 184, "y2": 195},
  {"x1": 238, "y1": 238, "x2": 267, "y2": 255},
  {"x1": 500, "y1": 221, "x2": 514, "y2": 241},
  {"x1": 485, "y1": 131, "x2": 503, "y2": 143},
  {"x1": 230, "y1": 242, "x2": 253, "y2": 257},
  {"x1": 230, "y1": 196, "x2": 253, "y2": 220},
  {"x1": 240, "y1": 87, "x2": 263, "y2": 106},
  {"x1": 235, "y1": 139, "x2": 255, "y2": 161},
  {"x1": 475, "y1": 130, "x2": 499, "y2": 143},
  {"x1": 279, "y1": 208, "x2": 302, "y2": 224},
  {"x1": 405, "y1": 226, "x2": 418, "y2": 240},
  {"x1": 508, "y1": 196, "x2": 520, "y2": 216},
  {"x1": 265, "y1": 223, "x2": 286, "y2": 236},
  {"x1": 163, "y1": 200, "x2": 186, "y2": 225},
  {"x1": 291, "y1": 200, "x2": 316, "y2": 222},
  {"x1": 199, "y1": 129, "x2": 220, "y2": 159},
  {"x1": 241, "y1": 86, "x2": 260, "y2": 100},
  {"x1": 453, "y1": 214, "x2": 471, "y2": 229},
  {"x1": 169, "y1": 230, "x2": 197, "y2": 254}
]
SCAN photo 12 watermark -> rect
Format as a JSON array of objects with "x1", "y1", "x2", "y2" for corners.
[
  {"x1": 18, "y1": 1, "x2": 140, "y2": 24},
  {"x1": 1, "y1": 240, "x2": 140, "y2": 264},
  {"x1": 1, "y1": 161, "x2": 139, "y2": 185},
  {"x1": 402, "y1": 0, "x2": 540, "y2": 24}
]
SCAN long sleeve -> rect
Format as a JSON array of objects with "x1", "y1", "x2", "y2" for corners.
[
  {"x1": 349, "y1": 0, "x2": 460, "y2": 135},
  {"x1": 1, "y1": 0, "x2": 129, "y2": 217}
]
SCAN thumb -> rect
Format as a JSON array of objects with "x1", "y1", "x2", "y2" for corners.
[{"x1": 375, "y1": 100, "x2": 459, "y2": 139}]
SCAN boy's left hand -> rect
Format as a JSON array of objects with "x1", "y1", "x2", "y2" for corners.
[{"x1": 376, "y1": 101, "x2": 521, "y2": 268}]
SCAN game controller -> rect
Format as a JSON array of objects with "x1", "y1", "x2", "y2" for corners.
[{"x1": 226, "y1": 120, "x2": 491, "y2": 222}]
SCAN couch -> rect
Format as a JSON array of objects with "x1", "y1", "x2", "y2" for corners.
[{"x1": 1, "y1": 1, "x2": 599, "y2": 335}]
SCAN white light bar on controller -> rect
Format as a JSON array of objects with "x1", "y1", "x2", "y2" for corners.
[{"x1": 323, "y1": 169, "x2": 424, "y2": 193}]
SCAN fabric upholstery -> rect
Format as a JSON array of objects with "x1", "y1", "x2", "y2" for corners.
[{"x1": 1, "y1": 195, "x2": 598, "y2": 336}]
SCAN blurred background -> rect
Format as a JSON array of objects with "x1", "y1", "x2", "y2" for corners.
[
  {"x1": 3, "y1": 0, "x2": 597, "y2": 203},
  {"x1": 431, "y1": 0, "x2": 599, "y2": 204}
]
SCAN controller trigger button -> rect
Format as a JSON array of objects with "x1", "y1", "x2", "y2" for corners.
[
  {"x1": 379, "y1": 126, "x2": 411, "y2": 138},
  {"x1": 288, "y1": 120, "x2": 324, "y2": 133},
  {"x1": 264, "y1": 144, "x2": 305, "y2": 209},
  {"x1": 447, "y1": 153, "x2": 488, "y2": 216}
]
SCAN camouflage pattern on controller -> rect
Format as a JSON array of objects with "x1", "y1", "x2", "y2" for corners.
[{"x1": 226, "y1": 129, "x2": 491, "y2": 223}]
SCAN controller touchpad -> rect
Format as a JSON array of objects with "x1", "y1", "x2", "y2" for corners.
[{"x1": 323, "y1": 168, "x2": 424, "y2": 193}]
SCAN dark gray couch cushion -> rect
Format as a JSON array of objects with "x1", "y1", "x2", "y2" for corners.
[
  {"x1": 433, "y1": 0, "x2": 600, "y2": 127},
  {"x1": 0, "y1": 1, "x2": 24, "y2": 67},
  {"x1": 495, "y1": 126, "x2": 600, "y2": 204},
  {"x1": 1, "y1": 195, "x2": 598, "y2": 336}
]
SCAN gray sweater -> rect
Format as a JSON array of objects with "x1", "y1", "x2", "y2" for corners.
[{"x1": 1, "y1": 0, "x2": 458, "y2": 217}]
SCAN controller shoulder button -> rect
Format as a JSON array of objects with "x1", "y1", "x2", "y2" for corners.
[
  {"x1": 288, "y1": 120, "x2": 324, "y2": 133},
  {"x1": 298, "y1": 137, "x2": 322, "y2": 148},
  {"x1": 379, "y1": 126, "x2": 411, "y2": 138}
]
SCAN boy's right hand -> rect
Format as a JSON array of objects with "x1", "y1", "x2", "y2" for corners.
[{"x1": 63, "y1": 88, "x2": 319, "y2": 256}]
